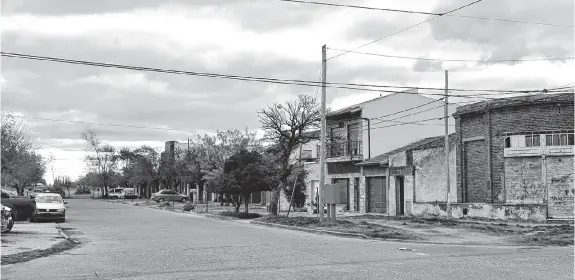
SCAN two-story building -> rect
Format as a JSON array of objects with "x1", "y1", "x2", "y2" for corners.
[{"x1": 322, "y1": 89, "x2": 457, "y2": 213}]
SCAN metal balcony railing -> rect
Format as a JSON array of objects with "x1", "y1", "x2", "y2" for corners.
[{"x1": 317, "y1": 141, "x2": 363, "y2": 158}]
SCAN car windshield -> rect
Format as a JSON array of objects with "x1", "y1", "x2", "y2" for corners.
[{"x1": 36, "y1": 196, "x2": 62, "y2": 204}]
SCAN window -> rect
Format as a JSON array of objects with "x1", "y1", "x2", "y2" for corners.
[
  {"x1": 545, "y1": 133, "x2": 574, "y2": 146},
  {"x1": 505, "y1": 137, "x2": 511, "y2": 148},
  {"x1": 525, "y1": 135, "x2": 540, "y2": 147}
]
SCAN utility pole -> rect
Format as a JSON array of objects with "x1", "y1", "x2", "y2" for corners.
[
  {"x1": 319, "y1": 45, "x2": 327, "y2": 222},
  {"x1": 444, "y1": 70, "x2": 452, "y2": 219}
]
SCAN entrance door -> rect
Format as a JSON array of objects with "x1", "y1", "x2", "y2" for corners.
[
  {"x1": 546, "y1": 156, "x2": 575, "y2": 219},
  {"x1": 396, "y1": 176, "x2": 405, "y2": 215},
  {"x1": 354, "y1": 178, "x2": 360, "y2": 211},
  {"x1": 367, "y1": 176, "x2": 386, "y2": 213},
  {"x1": 332, "y1": 178, "x2": 349, "y2": 210}
]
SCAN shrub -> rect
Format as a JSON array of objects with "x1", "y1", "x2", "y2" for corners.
[
  {"x1": 183, "y1": 201, "x2": 195, "y2": 212},
  {"x1": 219, "y1": 211, "x2": 261, "y2": 219},
  {"x1": 160, "y1": 201, "x2": 171, "y2": 207}
]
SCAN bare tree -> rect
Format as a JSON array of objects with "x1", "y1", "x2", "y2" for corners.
[
  {"x1": 81, "y1": 131, "x2": 118, "y2": 197},
  {"x1": 257, "y1": 94, "x2": 321, "y2": 216}
]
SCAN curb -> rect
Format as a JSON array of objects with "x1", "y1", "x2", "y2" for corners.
[
  {"x1": 250, "y1": 221, "x2": 369, "y2": 239},
  {"x1": 55, "y1": 224, "x2": 76, "y2": 243}
]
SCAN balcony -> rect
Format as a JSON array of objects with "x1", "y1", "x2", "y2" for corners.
[{"x1": 317, "y1": 141, "x2": 363, "y2": 162}]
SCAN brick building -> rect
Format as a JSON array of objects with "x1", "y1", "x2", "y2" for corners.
[{"x1": 452, "y1": 92, "x2": 574, "y2": 221}]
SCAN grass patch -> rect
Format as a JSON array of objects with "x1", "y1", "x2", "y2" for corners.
[
  {"x1": 516, "y1": 225, "x2": 574, "y2": 246},
  {"x1": 219, "y1": 211, "x2": 262, "y2": 219},
  {"x1": 259, "y1": 216, "x2": 419, "y2": 240}
]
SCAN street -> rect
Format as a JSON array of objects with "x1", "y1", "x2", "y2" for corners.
[{"x1": 1, "y1": 199, "x2": 573, "y2": 280}]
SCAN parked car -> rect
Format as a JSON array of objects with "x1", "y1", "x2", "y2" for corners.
[
  {"x1": 29, "y1": 189, "x2": 44, "y2": 198},
  {"x1": 151, "y1": 190, "x2": 188, "y2": 203},
  {"x1": 30, "y1": 193, "x2": 67, "y2": 223},
  {"x1": 0, "y1": 189, "x2": 36, "y2": 221},
  {"x1": 109, "y1": 188, "x2": 124, "y2": 199},
  {"x1": 1, "y1": 203, "x2": 15, "y2": 233},
  {"x1": 122, "y1": 188, "x2": 137, "y2": 199}
]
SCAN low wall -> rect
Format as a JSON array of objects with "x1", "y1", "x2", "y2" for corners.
[{"x1": 412, "y1": 202, "x2": 547, "y2": 222}]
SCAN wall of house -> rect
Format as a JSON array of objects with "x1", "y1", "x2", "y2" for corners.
[
  {"x1": 456, "y1": 97, "x2": 575, "y2": 205},
  {"x1": 412, "y1": 202, "x2": 547, "y2": 222},
  {"x1": 361, "y1": 91, "x2": 456, "y2": 158},
  {"x1": 303, "y1": 162, "x2": 320, "y2": 213},
  {"x1": 413, "y1": 144, "x2": 457, "y2": 203}
]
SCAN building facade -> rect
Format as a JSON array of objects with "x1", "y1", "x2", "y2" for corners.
[
  {"x1": 356, "y1": 135, "x2": 456, "y2": 215},
  {"x1": 323, "y1": 89, "x2": 456, "y2": 213},
  {"x1": 451, "y1": 92, "x2": 574, "y2": 221}
]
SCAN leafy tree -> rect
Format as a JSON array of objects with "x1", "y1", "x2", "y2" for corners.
[
  {"x1": 206, "y1": 150, "x2": 269, "y2": 213},
  {"x1": 1, "y1": 113, "x2": 46, "y2": 195},
  {"x1": 54, "y1": 175, "x2": 74, "y2": 198},
  {"x1": 258, "y1": 95, "x2": 321, "y2": 215}
]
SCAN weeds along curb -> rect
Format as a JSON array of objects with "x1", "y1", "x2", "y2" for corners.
[
  {"x1": 249, "y1": 221, "x2": 551, "y2": 248},
  {"x1": 1, "y1": 226, "x2": 80, "y2": 265}
]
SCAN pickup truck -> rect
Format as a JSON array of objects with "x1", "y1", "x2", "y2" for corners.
[{"x1": 0, "y1": 190, "x2": 36, "y2": 221}]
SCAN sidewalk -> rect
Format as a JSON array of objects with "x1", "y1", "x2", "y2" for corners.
[{"x1": 1, "y1": 222, "x2": 64, "y2": 257}]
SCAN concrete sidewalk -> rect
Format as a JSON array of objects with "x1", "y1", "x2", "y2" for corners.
[{"x1": 1, "y1": 222, "x2": 64, "y2": 257}]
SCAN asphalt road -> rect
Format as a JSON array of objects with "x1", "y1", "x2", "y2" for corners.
[{"x1": 2, "y1": 199, "x2": 573, "y2": 280}]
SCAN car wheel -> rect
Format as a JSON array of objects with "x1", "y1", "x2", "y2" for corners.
[
  {"x1": 180, "y1": 198, "x2": 188, "y2": 203},
  {"x1": 5, "y1": 214, "x2": 15, "y2": 232},
  {"x1": 29, "y1": 217, "x2": 36, "y2": 223},
  {"x1": 158, "y1": 198, "x2": 164, "y2": 203},
  {"x1": 58, "y1": 218, "x2": 65, "y2": 223}
]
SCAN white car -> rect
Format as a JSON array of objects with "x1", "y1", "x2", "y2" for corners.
[
  {"x1": 31, "y1": 193, "x2": 68, "y2": 223},
  {"x1": 109, "y1": 188, "x2": 124, "y2": 199}
]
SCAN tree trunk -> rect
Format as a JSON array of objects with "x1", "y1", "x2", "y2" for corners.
[
  {"x1": 244, "y1": 193, "x2": 250, "y2": 214},
  {"x1": 219, "y1": 193, "x2": 224, "y2": 206},
  {"x1": 269, "y1": 187, "x2": 281, "y2": 216}
]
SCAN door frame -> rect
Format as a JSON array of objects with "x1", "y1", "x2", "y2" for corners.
[{"x1": 395, "y1": 175, "x2": 405, "y2": 215}]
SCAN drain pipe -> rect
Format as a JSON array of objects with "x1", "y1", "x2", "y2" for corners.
[{"x1": 361, "y1": 117, "x2": 371, "y2": 159}]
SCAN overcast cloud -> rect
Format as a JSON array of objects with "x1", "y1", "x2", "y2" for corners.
[{"x1": 1, "y1": 0, "x2": 573, "y2": 182}]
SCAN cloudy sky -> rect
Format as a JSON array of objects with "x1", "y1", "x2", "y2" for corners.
[{"x1": 1, "y1": 0, "x2": 573, "y2": 183}]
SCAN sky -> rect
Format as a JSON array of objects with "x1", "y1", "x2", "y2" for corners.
[{"x1": 1, "y1": 0, "x2": 573, "y2": 184}]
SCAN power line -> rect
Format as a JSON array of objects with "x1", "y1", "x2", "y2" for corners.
[
  {"x1": 278, "y1": 0, "x2": 574, "y2": 28},
  {"x1": 445, "y1": 14, "x2": 574, "y2": 28},
  {"x1": 15, "y1": 115, "x2": 215, "y2": 134},
  {"x1": 327, "y1": 47, "x2": 575, "y2": 63},
  {"x1": 277, "y1": 0, "x2": 441, "y2": 15},
  {"x1": 370, "y1": 104, "x2": 447, "y2": 127},
  {"x1": 1, "y1": 52, "x2": 555, "y2": 96},
  {"x1": 369, "y1": 98, "x2": 443, "y2": 121},
  {"x1": 327, "y1": 0, "x2": 484, "y2": 60}
]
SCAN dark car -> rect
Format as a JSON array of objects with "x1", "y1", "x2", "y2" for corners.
[{"x1": 1, "y1": 190, "x2": 36, "y2": 221}]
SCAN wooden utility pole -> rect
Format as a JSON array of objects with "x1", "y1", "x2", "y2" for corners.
[
  {"x1": 444, "y1": 70, "x2": 452, "y2": 219},
  {"x1": 287, "y1": 142, "x2": 303, "y2": 217},
  {"x1": 319, "y1": 45, "x2": 327, "y2": 222}
]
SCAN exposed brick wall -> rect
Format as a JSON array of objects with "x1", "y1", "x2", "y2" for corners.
[
  {"x1": 456, "y1": 94, "x2": 575, "y2": 205},
  {"x1": 464, "y1": 140, "x2": 490, "y2": 202}
]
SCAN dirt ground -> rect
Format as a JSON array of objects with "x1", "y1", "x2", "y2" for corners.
[{"x1": 260, "y1": 216, "x2": 574, "y2": 247}]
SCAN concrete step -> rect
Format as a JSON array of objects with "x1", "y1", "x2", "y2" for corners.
[{"x1": 546, "y1": 218, "x2": 574, "y2": 224}]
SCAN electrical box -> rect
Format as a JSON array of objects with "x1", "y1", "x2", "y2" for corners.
[{"x1": 323, "y1": 182, "x2": 347, "y2": 204}]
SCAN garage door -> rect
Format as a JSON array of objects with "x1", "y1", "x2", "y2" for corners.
[
  {"x1": 367, "y1": 176, "x2": 386, "y2": 213},
  {"x1": 547, "y1": 156, "x2": 574, "y2": 219}
]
